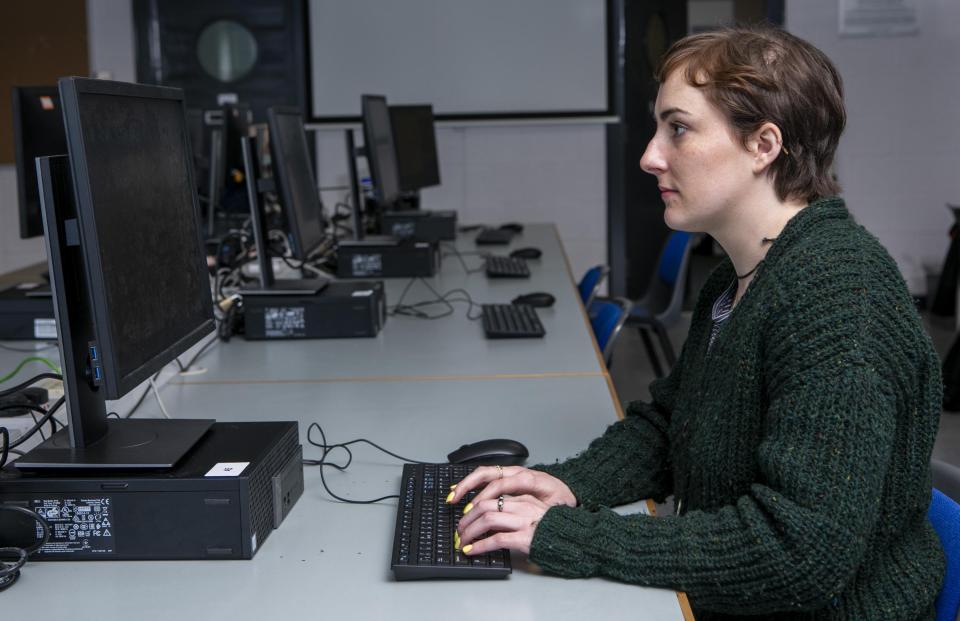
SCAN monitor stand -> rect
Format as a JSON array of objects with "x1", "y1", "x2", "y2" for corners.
[{"x1": 14, "y1": 419, "x2": 213, "y2": 470}]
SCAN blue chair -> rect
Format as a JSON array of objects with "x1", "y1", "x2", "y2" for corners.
[
  {"x1": 588, "y1": 297, "x2": 633, "y2": 367},
  {"x1": 929, "y1": 487, "x2": 960, "y2": 621},
  {"x1": 578, "y1": 265, "x2": 610, "y2": 308},
  {"x1": 628, "y1": 231, "x2": 695, "y2": 378}
]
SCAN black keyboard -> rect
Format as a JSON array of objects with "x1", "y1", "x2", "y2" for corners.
[
  {"x1": 392, "y1": 463, "x2": 511, "y2": 580},
  {"x1": 485, "y1": 255, "x2": 530, "y2": 278},
  {"x1": 481, "y1": 304, "x2": 546, "y2": 339}
]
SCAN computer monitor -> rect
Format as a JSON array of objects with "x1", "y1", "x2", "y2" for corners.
[
  {"x1": 267, "y1": 107, "x2": 327, "y2": 258},
  {"x1": 12, "y1": 86, "x2": 68, "y2": 239},
  {"x1": 389, "y1": 104, "x2": 441, "y2": 192},
  {"x1": 360, "y1": 94, "x2": 401, "y2": 209},
  {"x1": 239, "y1": 135, "x2": 328, "y2": 296},
  {"x1": 16, "y1": 78, "x2": 216, "y2": 470}
]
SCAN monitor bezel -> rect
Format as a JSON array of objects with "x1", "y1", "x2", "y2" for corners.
[
  {"x1": 58, "y1": 77, "x2": 215, "y2": 400},
  {"x1": 13, "y1": 85, "x2": 64, "y2": 239},
  {"x1": 360, "y1": 94, "x2": 401, "y2": 208},
  {"x1": 267, "y1": 106, "x2": 325, "y2": 259}
]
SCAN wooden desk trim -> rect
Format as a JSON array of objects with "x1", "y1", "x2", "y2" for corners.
[{"x1": 171, "y1": 370, "x2": 604, "y2": 386}]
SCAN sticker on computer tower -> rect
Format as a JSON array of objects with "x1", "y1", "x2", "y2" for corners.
[
  {"x1": 351, "y1": 253, "x2": 383, "y2": 277},
  {"x1": 390, "y1": 222, "x2": 416, "y2": 238},
  {"x1": 33, "y1": 318, "x2": 57, "y2": 339},
  {"x1": 31, "y1": 497, "x2": 115, "y2": 555},
  {"x1": 263, "y1": 307, "x2": 306, "y2": 338},
  {"x1": 205, "y1": 462, "x2": 250, "y2": 477}
]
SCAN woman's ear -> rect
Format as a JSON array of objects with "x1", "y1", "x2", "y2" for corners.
[{"x1": 746, "y1": 122, "x2": 785, "y2": 174}]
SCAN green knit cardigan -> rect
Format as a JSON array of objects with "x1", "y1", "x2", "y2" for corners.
[{"x1": 530, "y1": 198, "x2": 945, "y2": 620}]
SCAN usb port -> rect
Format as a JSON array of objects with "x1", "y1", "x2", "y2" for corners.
[
  {"x1": 89, "y1": 345, "x2": 98, "y2": 361},
  {"x1": 93, "y1": 366, "x2": 102, "y2": 381}
]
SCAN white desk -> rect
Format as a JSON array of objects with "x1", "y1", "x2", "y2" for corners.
[{"x1": 0, "y1": 223, "x2": 692, "y2": 620}]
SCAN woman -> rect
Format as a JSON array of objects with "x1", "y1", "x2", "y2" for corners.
[{"x1": 448, "y1": 26, "x2": 945, "y2": 620}]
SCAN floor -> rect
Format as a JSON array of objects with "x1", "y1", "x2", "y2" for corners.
[{"x1": 606, "y1": 263, "x2": 960, "y2": 468}]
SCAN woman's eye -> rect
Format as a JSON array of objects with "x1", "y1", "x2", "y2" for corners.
[{"x1": 671, "y1": 123, "x2": 687, "y2": 137}]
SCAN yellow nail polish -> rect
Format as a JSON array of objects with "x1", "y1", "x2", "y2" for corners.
[
  {"x1": 445, "y1": 491, "x2": 455, "y2": 503},
  {"x1": 454, "y1": 532, "x2": 460, "y2": 550},
  {"x1": 463, "y1": 502, "x2": 473, "y2": 515},
  {"x1": 449, "y1": 483, "x2": 457, "y2": 490},
  {"x1": 462, "y1": 544, "x2": 473, "y2": 554}
]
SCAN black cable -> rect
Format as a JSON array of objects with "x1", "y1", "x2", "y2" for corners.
[
  {"x1": 0, "y1": 373, "x2": 62, "y2": 399},
  {"x1": 0, "y1": 428, "x2": 8, "y2": 472},
  {"x1": 123, "y1": 376, "x2": 159, "y2": 419},
  {"x1": 28, "y1": 412, "x2": 45, "y2": 442},
  {"x1": 389, "y1": 278, "x2": 484, "y2": 321},
  {"x1": 0, "y1": 504, "x2": 51, "y2": 593},
  {"x1": 440, "y1": 243, "x2": 488, "y2": 274},
  {"x1": 0, "y1": 547, "x2": 27, "y2": 593},
  {"x1": 177, "y1": 336, "x2": 218, "y2": 374},
  {"x1": 0, "y1": 397, "x2": 65, "y2": 468},
  {"x1": 389, "y1": 278, "x2": 457, "y2": 320},
  {"x1": 302, "y1": 422, "x2": 432, "y2": 504}
]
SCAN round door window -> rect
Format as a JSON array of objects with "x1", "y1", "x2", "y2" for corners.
[{"x1": 196, "y1": 20, "x2": 258, "y2": 83}]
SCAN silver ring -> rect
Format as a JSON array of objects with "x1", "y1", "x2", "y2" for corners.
[
  {"x1": 496, "y1": 465, "x2": 503, "y2": 479},
  {"x1": 497, "y1": 495, "x2": 504, "y2": 512}
]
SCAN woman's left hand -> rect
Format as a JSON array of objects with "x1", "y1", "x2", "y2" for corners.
[{"x1": 456, "y1": 494, "x2": 551, "y2": 556}]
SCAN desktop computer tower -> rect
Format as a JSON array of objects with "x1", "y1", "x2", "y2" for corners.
[
  {"x1": 337, "y1": 240, "x2": 438, "y2": 278},
  {"x1": 243, "y1": 280, "x2": 386, "y2": 340},
  {"x1": 0, "y1": 285, "x2": 56, "y2": 340},
  {"x1": 379, "y1": 210, "x2": 457, "y2": 242},
  {"x1": 0, "y1": 421, "x2": 304, "y2": 560}
]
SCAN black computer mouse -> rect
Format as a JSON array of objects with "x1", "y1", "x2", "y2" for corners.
[
  {"x1": 512, "y1": 292, "x2": 556, "y2": 308},
  {"x1": 499, "y1": 222, "x2": 524, "y2": 233},
  {"x1": 510, "y1": 247, "x2": 542, "y2": 260},
  {"x1": 447, "y1": 439, "x2": 529, "y2": 466}
]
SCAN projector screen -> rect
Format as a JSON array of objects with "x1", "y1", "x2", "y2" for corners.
[{"x1": 308, "y1": 0, "x2": 608, "y2": 119}]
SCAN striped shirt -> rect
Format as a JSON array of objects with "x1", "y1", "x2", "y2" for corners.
[{"x1": 708, "y1": 279, "x2": 737, "y2": 351}]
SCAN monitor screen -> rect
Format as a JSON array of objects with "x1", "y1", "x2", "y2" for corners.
[
  {"x1": 268, "y1": 107, "x2": 326, "y2": 258},
  {"x1": 390, "y1": 104, "x2": 440, "y2": 192},
  {"x1": 60, "y1": 78, "x2": 214, "y2": 398},
  {"x1": 361, "y1": 95, "x2": 401, "y2": 208},
  {"x1": 12, "y1": 86, "x2": 68, "y2": 239}
]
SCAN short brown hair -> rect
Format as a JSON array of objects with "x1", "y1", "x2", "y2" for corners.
[{"x1": 657, "y1": 26, "x2": 845, "y2": 203}]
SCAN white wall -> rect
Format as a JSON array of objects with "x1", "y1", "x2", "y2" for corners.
[
  {"x1": 315, "y1": 123, "x2": 607, "y2": 282},
  {"x1": 0, "y1": 0, "x2": 136, "y2": 277},
  {"x1": 787, "y1": 0, "x2": 960, "y2": 294}
]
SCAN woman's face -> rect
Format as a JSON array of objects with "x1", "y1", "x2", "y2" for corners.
[{"x1": 640, "y1": 70, "x2": 757, "y2": 233}]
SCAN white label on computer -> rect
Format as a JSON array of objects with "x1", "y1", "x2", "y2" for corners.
[
  {"x1": 16, "y1": 282, "x2": 40, "y2": 290},
  {"x1": 34, "y1": 318, "x2": 57, "y2": 339},
  {"x1": 351, "y1": 290, "x2": 374, "y2": 297},
  {"x1": 205, "y1": 462, "x2": 249, "y2": 477}
]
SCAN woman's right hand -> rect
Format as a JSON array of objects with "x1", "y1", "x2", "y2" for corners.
[{"x1": 446, "y1": 465, "x2": 577, "y2": 509}]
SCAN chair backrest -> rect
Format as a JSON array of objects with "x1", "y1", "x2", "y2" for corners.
[
  {"x1": 634, "y1": 231, "x2": 695, "y2": 325},
  {"x1": 929, "y1": 488, "x2": 960, "y2": 621},
  {"x1": 588, "y1": 297, "x2": 633, "y2": 366},
  {"x1": 578, "y1": 265, "x2": 610, "y2": 308},
  {"x1": 933, "y1": 459, "x2": 960, "y2": 504}
]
